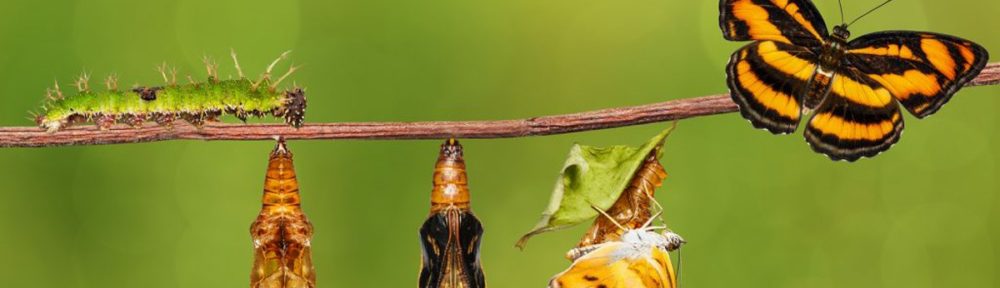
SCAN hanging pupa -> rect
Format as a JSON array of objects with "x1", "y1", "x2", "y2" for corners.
[
  {"x1": 250, "y1": 138, "x2": 316, "y2": 288},
  {"x1": 418, "y1": 139, "x2": 487, "y2": 288}
]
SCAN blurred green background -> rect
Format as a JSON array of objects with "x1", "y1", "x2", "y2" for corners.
[{"x1": 0, "y1": 0, "x2": 997, "y2": 287}]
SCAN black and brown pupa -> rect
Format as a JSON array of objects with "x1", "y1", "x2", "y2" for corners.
[{"x1": 418, "y1": 139, "x2": 487, "y2": 288}]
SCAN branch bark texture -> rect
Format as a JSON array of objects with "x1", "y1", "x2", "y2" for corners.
[{"x1": 3, "y1": 62, "x2": 999, "y2": 148}]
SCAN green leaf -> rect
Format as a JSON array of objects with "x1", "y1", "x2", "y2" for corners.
[{"x1": 516, "y1": 124, "x2": 676, "y2": 249}]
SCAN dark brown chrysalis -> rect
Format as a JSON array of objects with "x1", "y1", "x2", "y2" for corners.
[
  {"x1": 418, "y1": 139, "x2": 486, "y2": 288},
  {"x1": 250, "y1": 138, "x2": 316, "y2": 288}
]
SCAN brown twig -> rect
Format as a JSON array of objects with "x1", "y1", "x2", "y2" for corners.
[{"x1": 2, "y1": 63, "x2": 998, "y2": 148}]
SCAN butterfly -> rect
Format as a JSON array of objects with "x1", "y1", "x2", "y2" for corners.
[
  {"x1": 720, "y1": 0, "x2": 989, "y2": 161},
  {"x1": 419, "y1": 139, "x2": 487, "y2": 288},
  {"x1": 548, "y1": 208, "x2": 684, "y2": 288}
]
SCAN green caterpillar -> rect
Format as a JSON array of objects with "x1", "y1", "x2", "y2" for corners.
[{"x1": 34, "y1": 51, "x2": 306, "y2": 132}]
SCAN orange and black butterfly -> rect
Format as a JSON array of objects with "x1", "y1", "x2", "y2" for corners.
[
  {"x1": 721, "y1": 0, "x2": 989, "y2": 161},
  {"x1": 419, "y1": 139, "x2": 486, "y2": 288}
]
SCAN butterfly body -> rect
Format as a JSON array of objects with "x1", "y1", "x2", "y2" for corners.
[
  {"x1": 721, "y1": 0, "x2": 988, "y2": 161},
  {"x1": 549, "y1": 229, "x2": 681, "y2": 288}
]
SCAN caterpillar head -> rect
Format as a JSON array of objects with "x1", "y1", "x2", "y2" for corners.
[
  {"x1": 282, "y1": 88, "x2": 306, "y2": 128},
  {"x1": 36, "y1": 114, "x2": 57, "y2": 132},
  {"x1": 39, "y1": 118, "x2": 66, "y2": 133}
]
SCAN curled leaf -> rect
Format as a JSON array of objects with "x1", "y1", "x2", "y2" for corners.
[{"x1": 516, "y1": 124, "x2": 675, "y2": 249}]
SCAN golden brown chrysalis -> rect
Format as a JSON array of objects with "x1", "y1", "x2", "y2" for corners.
[
  {"x1": 418, "y1": 139, "x2": 486, "y2": 288},
  {"x1": 250, "y1": 138, "x2": 315, "y2": 288}
]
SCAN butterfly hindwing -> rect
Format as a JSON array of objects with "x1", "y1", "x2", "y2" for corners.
[
  {"x1": 804, "y1": 68, "x2": 904, "y2": 161},
  {"x1": 419, "y1": 208, "x2": 486, "y2": 288},
  {"x1": 846, "y1": 31, "x2": 989, "y2": 118},
  {"x1": 549, "y1": 243, "x2": 675, "y2": 288},
  {"x1": 720, "y1": 0, "x2": 828, "y2": 47},
  {"x1": 727, "y1": 40, "x2": 818, "y2": 134}
]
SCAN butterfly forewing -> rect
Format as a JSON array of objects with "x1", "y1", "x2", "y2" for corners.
[
  {"x1": 727, "y1": 40, "x2": 817, "y2": 134},
  {"x1": 720, "y1": 0, "x2": 828, "y2": 47},
  {"x1": 845, "y1": 31, "x2": 989, "y2": 118}
]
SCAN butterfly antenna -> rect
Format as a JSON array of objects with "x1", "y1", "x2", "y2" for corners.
[
  {"x1": 837, "y1": 0, "x2": 846, "y2": 25},
  {"x1": 676, "y1": 247, "x2": 683, "y2": 288},
  {"x1": 847, "y1": 0, "x2": 894, "y2": 27},
  {"x1": 590, "y1": 203, "x2": 627, "y2": 231}
]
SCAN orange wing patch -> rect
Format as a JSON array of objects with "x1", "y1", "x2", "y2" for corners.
[
  {"x1": 735, "y1": 59, "x2": 802, "y2": 119},
  {"x1": 866, "y1": 71, "x2": 941, "y2": 103},
  {"x1": 828, "y1": 74, "x2": 894, "y2": 108},
  {"x1": 847, "y1": 45, "x2": 921, "y2": 62},
  {"x1": 727, "y1": 0, "x2": 789, "y2": 43},
  {"x1": 921, "y1": 38, "x2": 959, "y2": 80},
  {"x1": 809, "y1": 111, "x2": 900, "y2": 142}
]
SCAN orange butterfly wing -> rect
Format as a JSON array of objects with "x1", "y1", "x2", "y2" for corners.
[
  {"x1": 549, "y1": 243, "x2": 676, "y2": 288},
  {"x1": 804, "y1": 32, "x2": 987, "y2": 161},
  {"x1": 845, "y1": 32, "x2": 989, "y2": 118}
]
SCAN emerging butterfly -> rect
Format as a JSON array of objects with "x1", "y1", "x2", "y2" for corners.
[
  {"x1": 549, "y1": 208, "x2": 684, "y2": 288},
  {"x1": 721, "y1": 0, "x2": 989, "y2": 161},
  {"x1": 418, "y1": 139, "x2": 487, "y2": 288},
  {"x1": 577, "y1": 151, "x2": 668, "y2": 249},
  {"x1": 250, "y1": 138, "x2": 316, "y2": 288}
]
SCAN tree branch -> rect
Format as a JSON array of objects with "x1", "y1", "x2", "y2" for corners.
[{"x1": 3, "y1": 63, "x2": 999, "y2": 148}]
